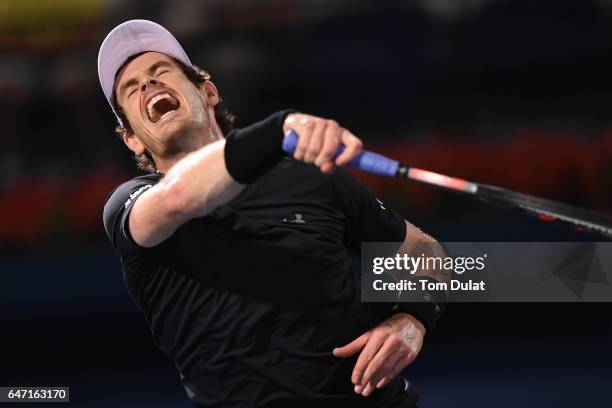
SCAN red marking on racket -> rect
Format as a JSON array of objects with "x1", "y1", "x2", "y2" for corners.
[
  {"x1": 538, "y1": 214, "x2": 556, "y2": 222},
  {"x1": 408, "y1": 168, "x2": 469, "y2": 192}
]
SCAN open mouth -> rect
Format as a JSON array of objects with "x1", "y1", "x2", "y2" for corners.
[{"x1": 146, "y1": 92, "x2": 180, "y2": 123}]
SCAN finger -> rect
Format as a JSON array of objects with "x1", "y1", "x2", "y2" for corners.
[
  {"x1": 335, "y1": 130, "x2": 363, "y2": 166},
  {"x1": 376, "y1": 352, "x2": 413, "y2": 389},
  {"x1": 314, "y1": 120, "x2": 341, "y2": 167},
  {"x1": 333, "y1": 331, "x2": 370, "y2": 358},
  {"x1": 304, "y1": 120, "x2": 326, "y2": 163},
  {"x1": 282, "y1": 113, "x2": 298, "y2": 134},
  {"x1": 320, "y1": 162, "x2": 335, "y2": 174},
  {"x1": 351, "y1": 331, "x2": 385, "y2": 386},
  {"x1": 365, "y1": 354, "x2": 402, "y2": 395},
  {"x1": 375, "y1": 376, "x2": 389, "y2": 390},
  {"x1": 293, "y1": 116, "x2": 313, "y2": 161},
  {"x1": 361, "y1": 336, "x2": 403, "y2": 393}
]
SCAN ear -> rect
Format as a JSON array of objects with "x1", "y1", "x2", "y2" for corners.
[
  {"x1": 201, "y1": 80, "x2": 220, "y2": 107},
  {"x1": 123, "y1": 132, "x2": 146, "y2": 155}
]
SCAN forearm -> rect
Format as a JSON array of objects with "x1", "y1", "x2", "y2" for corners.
[
  {"x1": 158, "y1": 139, "x2": 244, "y2": 219},
  {"x1": 396, "y1": 222, "x2": 450, "y2": 285},
  {"x1": 129, "y1": 139, "x2": 244, "y2": 248},
  {"x1": 390, "y1": 221, "x2": 449, "y2": 334}
]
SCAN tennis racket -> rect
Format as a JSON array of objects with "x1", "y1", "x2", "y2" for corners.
[{"x1": 282, "y1": 130, "x2": 612, "y2": 238}]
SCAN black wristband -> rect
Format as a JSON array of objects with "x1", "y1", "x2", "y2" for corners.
[
  {"x1": 224, "y1": 109, "x2": 296, "y2": 184},
  {"x1": 392, "y1": 277, "x2": 447, "y2": 335}
]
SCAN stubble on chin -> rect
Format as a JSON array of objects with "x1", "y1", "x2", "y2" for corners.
[{"x1": 157, "y1": 111, "x2": 215, "y2": 158}]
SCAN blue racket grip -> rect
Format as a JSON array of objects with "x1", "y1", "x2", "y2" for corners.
[{"x1": 282, "y1": 130, "x2": 400, "y2": 177}]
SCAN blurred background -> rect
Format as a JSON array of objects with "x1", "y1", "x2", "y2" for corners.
[{"x1": 1, "y1": 0, "x2": 612, "y2": 406}]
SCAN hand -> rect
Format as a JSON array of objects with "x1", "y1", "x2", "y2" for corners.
[
  {"x1": 332, "y1": 313, "x2": 425, "y2": 397},
  {"x1": 283, "y1": 113, "x2": 363, "y2": 173}
]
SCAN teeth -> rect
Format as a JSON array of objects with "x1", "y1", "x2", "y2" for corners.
[{"x1": 146, "y1": 92, "x2": 172, "y2": 120}]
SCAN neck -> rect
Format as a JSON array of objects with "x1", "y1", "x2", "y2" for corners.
[
  {"x1": 154, "y1": 152, "x2": 189, "y2": 174},
  {"x1": 153, "y1": 121, "x2": 225, "y2": 174}
]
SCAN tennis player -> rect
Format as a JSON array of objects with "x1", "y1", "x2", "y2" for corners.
[{"x1": 99, "y1": 20, "x2": 444, "y2": 407}]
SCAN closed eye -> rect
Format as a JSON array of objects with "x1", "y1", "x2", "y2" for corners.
[{"x1": 157, "y1": 70, "x2": 170, "y2": 77}]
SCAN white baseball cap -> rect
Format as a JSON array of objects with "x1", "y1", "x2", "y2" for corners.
[{"x1": 97, "y1": 19, "x2": 192, "y2": 124}]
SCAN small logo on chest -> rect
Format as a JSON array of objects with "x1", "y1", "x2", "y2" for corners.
[{"x1": 282, "y1": 213, "x2": 306, "y2": 224}]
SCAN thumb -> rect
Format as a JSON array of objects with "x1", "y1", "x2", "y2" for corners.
[{"x1": 333, "y1": 332, "x2": 370, "y2": 358}]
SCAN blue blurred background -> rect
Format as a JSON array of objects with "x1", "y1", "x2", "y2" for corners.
[{"x1": 1, "y1": 0, "x2": 611, "y2": 406}]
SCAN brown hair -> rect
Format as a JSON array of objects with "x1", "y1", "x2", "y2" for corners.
[{"x1": 112, "y1": 54, "x2": 236, "y2": 173}]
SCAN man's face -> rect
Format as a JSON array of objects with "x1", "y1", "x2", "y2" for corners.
[{"x1": 114, "y1": 52, "x2": 214, "y2": 159}]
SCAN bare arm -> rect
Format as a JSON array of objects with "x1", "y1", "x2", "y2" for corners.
[
  {"x1": 129, "y1": 139, "x2": 244, "y2": 248},
  {"x1": 398, "y1": 220, "x2": 450, "y2": 285}
]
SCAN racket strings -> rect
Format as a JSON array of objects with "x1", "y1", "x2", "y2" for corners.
[{"x1": 517, "y1": 203, "x2": 612, "y2": 237}]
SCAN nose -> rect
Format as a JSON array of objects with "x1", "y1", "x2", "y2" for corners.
[{"x1": 140, "y1": 78, "x2": 159, "y2": 91}]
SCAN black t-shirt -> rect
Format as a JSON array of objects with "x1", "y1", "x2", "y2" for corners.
[{"x1": 103, "y1": 117, "x2": 418, "y2": 407}]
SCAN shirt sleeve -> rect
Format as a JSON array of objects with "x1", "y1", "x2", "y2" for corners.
[
  {"x1": 331, "y1": 168, "x2": 407, "y2": 253},
  {"x1": 102, "y1": 176, "x2": 160, "y2": 255}
]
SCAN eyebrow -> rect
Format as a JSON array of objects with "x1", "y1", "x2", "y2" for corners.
[{"x1": 118, "y1": 60, "x2": 174, "y2": 97}]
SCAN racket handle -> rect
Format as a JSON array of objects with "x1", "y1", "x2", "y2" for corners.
[{"x1": 282, "y1": 130, "x2": 400, "y2": 177}]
